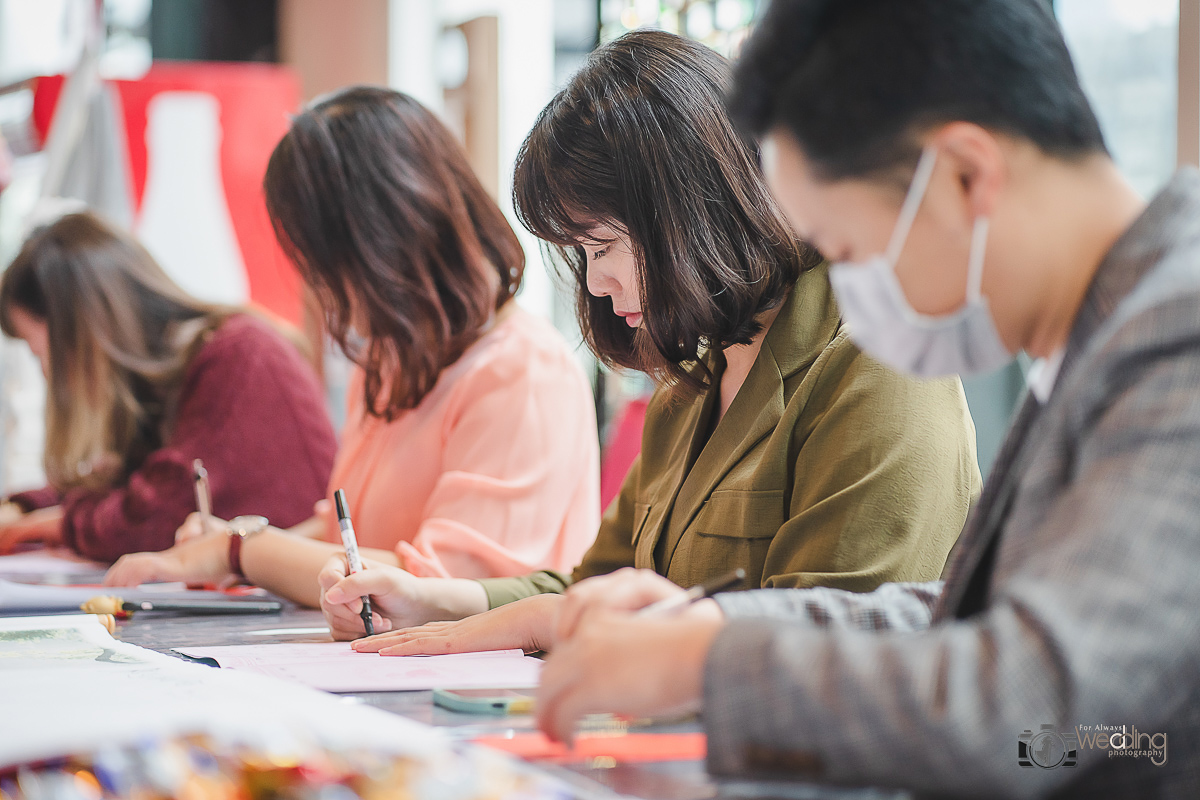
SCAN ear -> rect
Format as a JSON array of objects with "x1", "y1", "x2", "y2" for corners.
[{"x1": 930, "y1": 122, "x2": 1007, "y2": 220}]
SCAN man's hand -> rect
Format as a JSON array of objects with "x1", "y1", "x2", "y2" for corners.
[
  {"x1": 557, "y1": 567, "x2": 686, "y2": 641},
  {"x1": 536, "y1": 602, "x2": 725, "y2": 743}
]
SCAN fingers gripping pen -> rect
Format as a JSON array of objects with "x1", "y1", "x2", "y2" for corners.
[{"x1": 334, "y1": 489, "x2": 374, "y2": 637}]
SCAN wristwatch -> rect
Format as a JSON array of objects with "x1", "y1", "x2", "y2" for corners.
[{"x1": 227, "y1": 515, "x2": 269, "y2": 578}]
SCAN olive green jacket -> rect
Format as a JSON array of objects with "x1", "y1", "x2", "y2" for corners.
[{"x1": 480, "y1": 265, "x2": 982, "y2": 607}]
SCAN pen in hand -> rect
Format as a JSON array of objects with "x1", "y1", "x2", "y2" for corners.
[
  {"x1": 636, "y1": 567, "x2": 745, "y2": 617},
  {"x1": 334, "y1": 489, "x2": 374, "y2": 637},
  {"x1": 181, "y1": 459, "x2": 212, "y2": 544}
]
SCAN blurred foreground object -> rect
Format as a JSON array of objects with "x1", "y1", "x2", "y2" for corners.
[{"x1": 0, "y1": 615, "x2": 572, "y2": 800}]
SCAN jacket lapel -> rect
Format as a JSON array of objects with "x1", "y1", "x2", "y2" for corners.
[
  {"x1": 656, "y1": 266, "x2": 840, "y2": 569},
  {"x1": 633, "y1": 381, "x2": 716, "y2": 564},
  {"x1": 663, "y1": 341, "x2": 788, "y2": 545}
]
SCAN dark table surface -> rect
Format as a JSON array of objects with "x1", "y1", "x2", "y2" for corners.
[
  {"x1": 114, "y1": 604, "x2": 723, "y2": 800},
  {"x1": 52, "y1": 591, "x2": 905, "y2": 800}
]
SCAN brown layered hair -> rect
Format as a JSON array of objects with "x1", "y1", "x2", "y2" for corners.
[
  {"x1": 264, "y1": 86, "x2": 525, "y2": 420},
  {"x1": 0, "y1": 213, "x2": 231, "y2": 492},
  {"x1": 513, "y1": 30, "x2": 819, "y2": 393}
]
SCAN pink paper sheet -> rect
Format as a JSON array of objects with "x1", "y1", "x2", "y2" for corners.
[{"x1": 174, "y1": 642, "x2": 543, "y2": 692}]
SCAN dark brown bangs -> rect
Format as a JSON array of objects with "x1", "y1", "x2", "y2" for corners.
[{"x1": 513, "y1": 30, "x2": 818, "y2": 395}]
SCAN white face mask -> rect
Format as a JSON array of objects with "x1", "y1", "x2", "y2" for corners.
[{"x1": 827, "y1": 146, "x2": 1014, "y2": 378}]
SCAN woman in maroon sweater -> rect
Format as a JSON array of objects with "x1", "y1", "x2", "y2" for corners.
[{"x1": 0, "y1": 212, "x2": 337, "y2": 562}]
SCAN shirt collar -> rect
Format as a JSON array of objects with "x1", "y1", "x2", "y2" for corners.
[{"x1": 1026, "y1": 348, "x2": 1066, "y2": 404}]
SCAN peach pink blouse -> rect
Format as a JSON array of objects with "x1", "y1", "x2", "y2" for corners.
[{"x1": 324, "y1": 307, "x2": 600, "y2": 579}]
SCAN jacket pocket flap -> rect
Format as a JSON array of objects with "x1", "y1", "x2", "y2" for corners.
[{"x1": 694, "y1": 489, "x2": 784, "y2": 539}]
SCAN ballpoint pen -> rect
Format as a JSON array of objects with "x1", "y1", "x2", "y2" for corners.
[{"x1": 636, "y1": 567, "x2": 745, "y2": 617}]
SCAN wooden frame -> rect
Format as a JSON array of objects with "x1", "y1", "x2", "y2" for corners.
[{"x1": 1180, "y1": 0, "x2": 1199, "y2": 166}]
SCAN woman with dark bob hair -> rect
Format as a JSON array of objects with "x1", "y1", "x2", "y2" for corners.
[
  {"x1": 317, "y1": 30, "x2": 983, "y2": 650},
  {"x1": 0, "y1": 212, "x2": 337, "y2": 561},
  {"x1": 106, "y1": 87, "x2": 601, "y2": 605}
]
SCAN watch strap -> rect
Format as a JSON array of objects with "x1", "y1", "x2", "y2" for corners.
[{"x1": 228, "y1": 531, "x2": 246, "y2": 578}]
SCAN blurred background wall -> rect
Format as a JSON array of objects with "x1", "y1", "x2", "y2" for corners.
[{"x1": 0, "y1": 0, "x2": 1188, "y2": 504}]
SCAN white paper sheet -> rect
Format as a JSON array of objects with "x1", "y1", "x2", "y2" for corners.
[
  {"x1": 174, "y1": 642, "x2": 543, "y2": 692},
  {"x1": 0, "y1": 550, "x2": 107, "y2": 577},
  {"x1": 0, "y1": 615, "x2": 447, "y2": 769},
  {"x1": 0, "y1": 577, "x2": 250, "y2": 613}
]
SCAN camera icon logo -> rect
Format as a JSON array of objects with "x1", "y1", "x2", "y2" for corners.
[{"x1": 1018, "y1": 725, "x2": 1079, "y2": 769}]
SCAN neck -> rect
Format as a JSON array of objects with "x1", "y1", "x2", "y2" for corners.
[
  {"x1": 715, "y1": 296, "x2": 787, "y2": 424},
  {"x1": 1019, "y1": 158, "x2": 1146, "y2": 359},
  {"x1": 723, "y1": 298, "x2": 784, "y2": 376}
]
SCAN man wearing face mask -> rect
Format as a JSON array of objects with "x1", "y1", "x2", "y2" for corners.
[{"x1": 532, "y1": 0, "x2": 1200, "y2": 796}]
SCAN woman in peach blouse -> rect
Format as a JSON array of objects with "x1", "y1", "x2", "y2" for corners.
[
  {"x1": 330, "y1": 306, "x2": 597, "y2": 579},
  {"x1": 105, "y1": 86, "x2": 599, "y2": 604}
]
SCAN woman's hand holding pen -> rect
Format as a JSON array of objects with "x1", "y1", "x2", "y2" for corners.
[{"x1": 317, "y1": 557, "x2": 490, "y2": 641}]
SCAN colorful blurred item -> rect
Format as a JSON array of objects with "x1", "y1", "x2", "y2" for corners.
[
  {"x1": 599, "y1": 0, "x2": 759, "y2": 55},
  {"x1": 0, "y1": 616, "x2": 575, "y2": 800},
  {"x1": 0, "y1": 733, "x2": 571, "y2": 800},
  {"x1": 475, "y1": 729, "x2": 707, "y2": 765},
  {"x1": 31, "y1": 63, "x2": 304, "y2": 325}
]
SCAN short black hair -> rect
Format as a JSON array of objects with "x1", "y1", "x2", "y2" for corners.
[
  {"x1": 514, "y1": 30, "x2": 818, "y2": 394},
  {"x1": 730, "y1": 0, "x2": 1107, "y2": 181}
]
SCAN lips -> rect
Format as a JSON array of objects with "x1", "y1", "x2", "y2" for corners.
[{"x1": 615, "y1": 310, "x2": 643, "y2": 328}]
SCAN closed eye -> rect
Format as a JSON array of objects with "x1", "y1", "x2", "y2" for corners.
[{"x1": 590, "y1": 246, "x2": 611, "y2": 261}]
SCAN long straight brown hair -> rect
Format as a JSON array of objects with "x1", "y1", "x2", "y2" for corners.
[
  {"x1": 264, "y1": 86, "x2": 525, "y2": 420},
  {"x1": 0, "y1": 213, "x2": 232, "y2": 492}
]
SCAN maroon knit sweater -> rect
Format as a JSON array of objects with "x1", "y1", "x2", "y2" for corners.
[{"x1": 11, "y1": 315, "x2": 337, "y2": 562}]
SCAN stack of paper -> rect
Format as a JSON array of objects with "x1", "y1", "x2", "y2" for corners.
[
  {"x1": 0, "y1": 551, "x2": 106, "y2": 577},
  {"x1": 0, "y1": 616, "x2": 444, "y2": 768}
]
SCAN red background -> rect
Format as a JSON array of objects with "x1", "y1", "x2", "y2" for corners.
[{"x1": 33, "y1": 63, "x2": 303, "y2": 324}]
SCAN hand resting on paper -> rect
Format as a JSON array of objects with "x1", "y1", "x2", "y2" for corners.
[
  {"x1": 350, "y1": 568, "x2": 720, "y2": 656},
  {"x1": 352, "y1": 593, "x2": 563, "y2": 655},
  {"x1": 318, "y1": 556, "x2": 489, "y2": 641},
  {"x1": 105, "y1": 517, "x2": 234, "y2": 587},
  {"x1": 0, "y1": 505, "x2": 65, "y2": 554}
]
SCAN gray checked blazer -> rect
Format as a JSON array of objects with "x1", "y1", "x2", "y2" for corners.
[{"x1": 703, "y1": 171, "x2": 1200, "y2": 799}]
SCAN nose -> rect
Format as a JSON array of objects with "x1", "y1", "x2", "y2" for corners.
[
  {"x1": 811, "y1": 235, "x2": 846, "y2": 264},
  {"x1": 585, "y1": 261, "x2": 617, "y2": 299}
]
